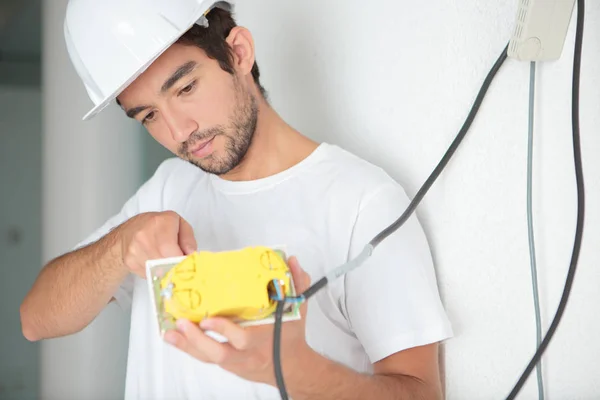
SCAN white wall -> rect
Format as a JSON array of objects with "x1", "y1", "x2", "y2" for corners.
[{"x1": 236, "y1": 1, "x2": 600, "y2": 399}]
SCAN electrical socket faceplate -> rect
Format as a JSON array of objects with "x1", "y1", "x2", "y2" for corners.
[{"x1": 508, "y1": 0, "x2": 576, "y2": 62}]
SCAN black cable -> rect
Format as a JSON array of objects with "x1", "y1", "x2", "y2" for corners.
[
  {"x1": 272, "y1": 43, "x2": 509, "y2": 399},
  {"x1": 505, "y1": 0, "x2": 585, "y2": 397},
  {"x1": 298, "y1": 276, "x2": 327, "y2": 301},
  {"x1": 370, "y1": 43, "x2": 508, "y2": 248},
  {"x1": 273, "y1": 5, "x2": 586, "y2": 395},
  {"x1": 273, "y1": 300, "x2": 288, "y2": 400}
]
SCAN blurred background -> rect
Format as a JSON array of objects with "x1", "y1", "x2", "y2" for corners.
[
  {"x1": 0, "y1": 1, "x2": 172, "y2": 399},
  {"x1": 1, "y1": 0, "x2": 599, "y2": 399}
]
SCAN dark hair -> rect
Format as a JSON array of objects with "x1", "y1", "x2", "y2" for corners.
[{"x1": 176, "y1": 6, "x2": 268, "y2": 99}]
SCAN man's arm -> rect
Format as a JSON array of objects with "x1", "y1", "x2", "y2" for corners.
[
  {"x1": 20, "y1": 210, "x2": 198, "y2": 342},
  {"x1": 287, "y1": 342, "x2": 442, "y2": 400},
  {"x1": 166, "y1": 314, "x2": 442, "y2": 400},
  {"x1": 164, "y1": 257, "x2": 444, "y2": 399},
  {"x1": 20, "y1": 228, "x2": 128, "y2": 342}
]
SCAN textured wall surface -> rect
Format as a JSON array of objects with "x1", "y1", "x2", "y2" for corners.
[{"x1": 236, "y1": 1, "x2": 600, "y2": 398}]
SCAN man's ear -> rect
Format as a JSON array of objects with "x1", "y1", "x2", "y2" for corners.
[{"x1": 225, "y1": 26, "x2": 256, "y2": 76}]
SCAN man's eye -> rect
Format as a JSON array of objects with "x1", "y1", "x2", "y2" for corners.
[
  {"x1": 142, "y1": 111, "x2": 156, "y2": 123},
  {"x1": 180, "y1": 81, "x2": 196, "y2": 95}
]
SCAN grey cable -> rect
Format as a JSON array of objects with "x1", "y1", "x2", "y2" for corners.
[
  {"x1": 325, "y1": 244, "x2": 374, "y2": 282},
  {"x1": 527, "y1": 60, "x2": 545, "y2": 400}
]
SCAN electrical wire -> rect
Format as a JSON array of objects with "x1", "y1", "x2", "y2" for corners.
[
  {"x1": 272, "y1": 43, "x2": 510, "y2": 399},
  {"x1": 273, "y1": 2, "x2": 586, "y2": 395},
  {"x1": 369, "y1": 44, "x2": 509, "y2": 250},
  {"x1": 506, "y1": 0, "x2": 586, "y2": 397},
  {"x1": 273, "y1": 300, "x2": 288, "y2": 400},
  {"x1": 526, "y1": 60, "x2": 545, "y2": 400}
]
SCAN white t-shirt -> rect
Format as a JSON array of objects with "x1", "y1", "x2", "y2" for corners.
[{"x1": 76, "y1": 142, "x2": 453, "y2": 399}]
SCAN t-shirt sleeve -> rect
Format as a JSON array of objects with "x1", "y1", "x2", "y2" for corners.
[
  {"x1": 342, "y1": 182, "x2": 453, "y2": 363},
  {"x1": 72, "y1": 158, "x2": 178, "y2": 312}
]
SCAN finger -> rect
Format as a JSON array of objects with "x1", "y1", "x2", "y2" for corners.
[
  {"x1": 286, "y1": 256, "x2": 312, "y2": 319},
  {"x1": 173, "y1": 319, "x2": 233, "y2": 364},
  {"x1": 154, "y1": 213, "x2": 185, "y2": 258},
  {"x1": 200, "y1": 318, "x2": 265, "y2": 351},
  {"x1": 178, "y1": 217, "x2": 197, "y2": 255},
  {"x1": 163, "y1": 330, "x2": 210, "y2": 363},
  {"x1": 287, "y1": 256, "x2": 311, "y2": 293}
]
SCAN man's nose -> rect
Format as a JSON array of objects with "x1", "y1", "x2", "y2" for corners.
[{"x1": 163, "y1": 107, "x2": 198, "y2": 143}]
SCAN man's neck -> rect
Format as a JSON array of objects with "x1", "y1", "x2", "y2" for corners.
[{"x1": 220, "y1": 103, "x2": 319, "y2": 182}]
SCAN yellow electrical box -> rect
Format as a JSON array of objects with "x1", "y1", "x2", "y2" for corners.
[{"x1": 159, "y1": 246, "x2": 292, "y2": 323}]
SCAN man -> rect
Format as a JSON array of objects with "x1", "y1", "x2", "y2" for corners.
[{"x1": 21, "y1": 1, "x2": 453, "y2": 398}]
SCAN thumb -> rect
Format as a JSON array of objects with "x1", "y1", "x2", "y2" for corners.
[
  {"x1": 177, "y1": 217, "x2": 197, "y2": 255},
  {"x1": 287, "y1": 256, "x2": 311, "y2": 294}
]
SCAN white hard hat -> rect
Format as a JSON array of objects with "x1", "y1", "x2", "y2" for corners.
[{"x1": 64, "y1": 0, "x2": 235, "y2": 121}]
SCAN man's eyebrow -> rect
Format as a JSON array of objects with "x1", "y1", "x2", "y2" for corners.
[
  {"x1": 122, "y1": 61, "x2": 198, "y2": 119},
  {"x1": 161, "y1": 61, "x2": 198, "y2": 93},
  {"x1": 125, "y1": 105, "x2": 151, "y2": 119}
]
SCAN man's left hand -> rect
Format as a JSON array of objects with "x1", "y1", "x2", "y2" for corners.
[{"x1": 163, "y1": 256, "x2": 314, "y2": 386}]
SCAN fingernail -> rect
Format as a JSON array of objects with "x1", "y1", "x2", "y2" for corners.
[{"x1": 185, "y1": 247, "x2": 195, "y2": 255}]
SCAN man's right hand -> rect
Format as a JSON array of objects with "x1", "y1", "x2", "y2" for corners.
[
  {"x1": 20, "y1": 210, "x2": 197, "y2": 341},
  {"x1": 117, "y1": 211, "x2": 197, "y2": 279}
]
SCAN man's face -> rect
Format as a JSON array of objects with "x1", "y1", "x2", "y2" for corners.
[{"x1": 117, "y1": 42, "x2": 258, "y2": 175}]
